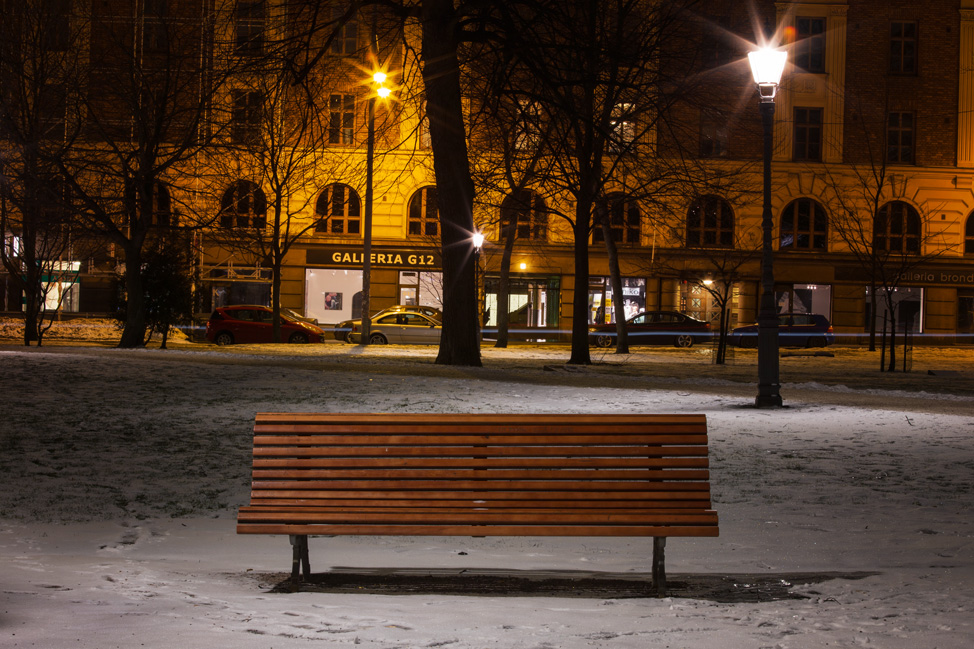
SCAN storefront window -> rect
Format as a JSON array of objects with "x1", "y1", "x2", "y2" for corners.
[
  {"x1": 775, "y1": 283, "x2": 832, "y2": 318},
  {"x1": 484, "y1": 276, "x2": 559, "y2": 329},
  {"x1": 866, "y1": 286, "x2": 923, "y2": 333},
  {"x1": 304, "y1": 268, "x2": 361, "y2": 324},
  {"x1": 398, "y1": 271, "x2": 443, "y2": 309},
  {"x1": 588, "y1": 276, "x2": 646, "y2": 323}
]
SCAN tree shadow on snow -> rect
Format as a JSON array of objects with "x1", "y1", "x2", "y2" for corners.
[{"x1": 263, "y1": 568, "x2": 878, "y2": 603}]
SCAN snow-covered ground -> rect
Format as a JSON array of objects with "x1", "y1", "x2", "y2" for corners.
[{"x1": 1, "y1": 341, "x2": 972, "y2": 648}]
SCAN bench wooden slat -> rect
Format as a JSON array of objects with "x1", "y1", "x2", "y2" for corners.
[
  {"x1": 254, "y1": 430, "x2": 707, "y2": 446},
  {"x1": 252, "y1": 457, "x2": 709, "y2": 469},
  {"x1": 252, "y1": 445, "x2": 709, "y2": 458},
  {"x1": 238, "y1": 510, "x2": 717, "y2": 525},
  {"x1": 238, "y1": 523, "x2": 720, "y2": 537},
  {"x1": 248, "y1": 490, "x2": 712, "y2": 503},
  {"x1": 250, "y1": 480, "x2": 710, "y2": 493},
  {"x1": 245, "y1": 498, "x2": 713, "y2": 509},
  {"x1": 252, "y1": 469, "x2": 711, "y2": 481},
  {"x1": 255, "y1": 413, "x2": 707, "y2": 424}
]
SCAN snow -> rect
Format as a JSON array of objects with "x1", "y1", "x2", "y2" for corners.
[{"x1": 1, "y1": 340, "x2": 972, "y2": 648}]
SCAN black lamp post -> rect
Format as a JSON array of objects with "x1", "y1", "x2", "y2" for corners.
[
  {"x1": 360, "y1": 71, "x2": 390, "y2": 345},
  {"x1": 747, "y1": 47, "x2": 787, "y2": 408}
]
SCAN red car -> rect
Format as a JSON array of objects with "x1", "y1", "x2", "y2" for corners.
[{"x1": 205, "y1": 305, "x2": 326, "y2": 345}]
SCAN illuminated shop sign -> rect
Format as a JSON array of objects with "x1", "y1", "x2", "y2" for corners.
[
  {"x1": 836, "y1": 266, "x2": 974, "y2": 286},
  {"x1": 308, "y1": 248, "x2": 441, "y2": 269}
]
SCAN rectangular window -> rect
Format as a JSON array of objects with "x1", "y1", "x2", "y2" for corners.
[
  {"x1": 795, "y1": 17, "x2": 826, "y2": 73},
  {"x1": 231, "y1": 90, "x2": 262, "y2": 144},
  {"x1": 41, "y1": 0, "x2": 71, "y2": 51},
  {"x1": 609, "y1": 102, "x2": 635, "y2": 152},
  {"x1": 866, "y1": 286, "x2": 924, "y2": 334},
  {"x1": 793, "y1": 107, "x2": 823, "y2": 161},
  {"x1": 38, "y1": 83, "x2": 67, "y2": 140},
  {"x1": 890, "y1": 22, "x2": 917, "y2": 74},
  {"x1": 514, "y1": 99, "x2": 542, "y2": 150},
  {"x1": 887, "y1": 112, "x2": 914, "y2": 164},
  {"x1": 329, "y1": 94, "x2": 355, "y2": 145},
  {"x1": 235, "y1": 1, "x2": 265, "y2": 57},
  {"x1": 330, "y1": 8, "x2": 358, "y2": 55},
  {"x1": 698, "y1": 116, "x2": 727, "y2": 157}
]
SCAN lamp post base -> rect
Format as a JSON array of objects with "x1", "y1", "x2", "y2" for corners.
[{"x1": 755, "y1": 392, "x2": 783, "y2": 408}]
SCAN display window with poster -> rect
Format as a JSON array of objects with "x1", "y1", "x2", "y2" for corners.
[{"x1": 588, "y1": 277, "x2": 646, "y2": 324}]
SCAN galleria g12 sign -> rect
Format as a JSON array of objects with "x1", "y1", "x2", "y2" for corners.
[{"x1": 309, "y1": 247, "x2": 440, "y2": 269}]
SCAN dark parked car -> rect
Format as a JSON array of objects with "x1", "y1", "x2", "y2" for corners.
[
  {"x1": 347, "y1": 311, "x2": 442, "y2": 345},
  {"x1": 334, "y1": 304, "x2": 443, "y2": 341},
  {"x1": 729, "y1": 312, "x2": 835, "y2": 348},
  {"x1": 589, "y1": 310, "x2": 712, "y2": 348},
  {"x1": 205, "y1": 305, "x2": 326, "y2": 345}
]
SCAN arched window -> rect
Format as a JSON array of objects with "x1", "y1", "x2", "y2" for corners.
[
  {"x1": 500, "y1": 189, "x2": 547, "y2": 241},
  {"x1": 780, "y1": 198, "x2": 827, "y2": 250},
  {"x1": 407, "y1": 186, "x2": 439, "y2": 237},
  {"x1": 220, "y1": 180, "x2": 266, "y2": 228},
  {"x1": 874, "y1": 201, "x2": 920, "y2": 253},
  {"x1": 315, "y1": 183, "x2": 361, "y2": 234},
  {"x1": 965, "y1": 211, "x2": 974, "y2": 255},
  {"x1": 594, "y1": 193, "x2": 640, "y2": 245},
  {"x1": 686, "y1": 195, "x2": 734, "y2": 247}
]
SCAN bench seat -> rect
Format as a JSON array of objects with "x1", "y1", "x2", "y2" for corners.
[{"x1": 237, "y1": 413, "x2": 718, "y2": 596}]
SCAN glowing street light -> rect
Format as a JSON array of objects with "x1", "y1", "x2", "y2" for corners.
[
  {"x1": 747, "y1": 46, "x2": 786, "y2": 408},
  {"x1": 360, "y1": 69, "x2": 391, "y2": 345}
]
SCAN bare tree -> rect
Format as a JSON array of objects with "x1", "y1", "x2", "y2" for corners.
[
  {"x1": 489, "y1": 0, "x2": 707, "y2": 364},
  {"x1": 50, "y1": 2, "x2": 244, "y2": 347},
  {"x1": 206, "y1": 12, "x2": 350, "y2": 342},
  {"x1": 0, "y1": 0, "x2": 88, "y2": 345},
  {"x1": 821, "y1": 94, "x2": 949, "y2": 364}
]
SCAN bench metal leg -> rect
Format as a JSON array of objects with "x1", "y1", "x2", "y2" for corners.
[
  {"x1": 289, "y1": 535, "x2": 310, "y2": 582},
  {"x1": 652, "y1": 537, "x2": 667, "y2": 597}
]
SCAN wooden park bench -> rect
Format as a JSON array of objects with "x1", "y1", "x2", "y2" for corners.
[{"x1": 236, "y1": 413, "x2": 718, "y2": 596}]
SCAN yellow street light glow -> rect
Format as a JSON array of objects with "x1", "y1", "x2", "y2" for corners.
[
  {"x1": 373, "y1": 71, "x2": 387, "y2": 84},
  {"x1": 377, "y1": 86, "x2": 391, "y2": 99},
  {"x1": 747, "y1": 48, "x2": 787, "y2": 86}
]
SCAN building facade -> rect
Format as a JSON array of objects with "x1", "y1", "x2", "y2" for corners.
[{"x1": 3, "y1": 0, "x2": 974, "y2": 343}]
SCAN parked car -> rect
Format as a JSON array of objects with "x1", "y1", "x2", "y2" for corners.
[
  {"x1": 334, "y1": 305, "x2": 443, "y2": 341},
  {"x1": 729, "y1": 312, "x2": 835, "y2": 348},
  {"x1": 281, "y1": 308, "x2": 319, "y2": 326},
  {"x1": 205, "y1": 305, "x2": 326, "y2": 345},
  {"x1": 348, "y1": 311, "x2": 442, "y2": 345},
  {"x1": 588, "y1": 310, "x2": 712, "y2": 348}
]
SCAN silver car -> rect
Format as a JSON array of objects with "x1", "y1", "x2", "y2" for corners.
[
  {"x1": 348, "y1": 312, "x2": 442, "y2": 344},
  {"x1": 334, "y1": 304, "x2": 443, "y2": 341}
]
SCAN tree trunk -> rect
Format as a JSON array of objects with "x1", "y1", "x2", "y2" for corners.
[
  {"x1": 568, "y1": 198, "x2": 592, "y2": 365},
  {"x1": 868, "y1": 278, "x2": 878, "y2": 351},
  {"x1": 886, "y1": 300, "x2": 897, "y2": 372},
  {"x1": 494, "y1": 222, "x2": 517, "y2": 348},
  {"x1": 422, "y1": 0, "x2": 481, "y2": 367},
  {"x1": 601, "y1": 214, "x2": 628, "y2": 354},
  {"x1": 117, "y1": 244, "x2": 147, "y2": 348},
  {"x1": 715, "y1": 292, "x2": 729, "y2": 365}
]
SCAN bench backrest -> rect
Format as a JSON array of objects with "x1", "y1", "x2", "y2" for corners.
[{"x1": 248, "y1": 413, "x2": 712, "y2": 514}]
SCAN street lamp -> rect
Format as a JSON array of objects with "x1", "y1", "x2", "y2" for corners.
[
  {"x1": 360, "y1": 70, "x2": 390, "y2": 345},
  {"x1": 747, "y1": 47, "x2": 787, "y2": 408}
]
